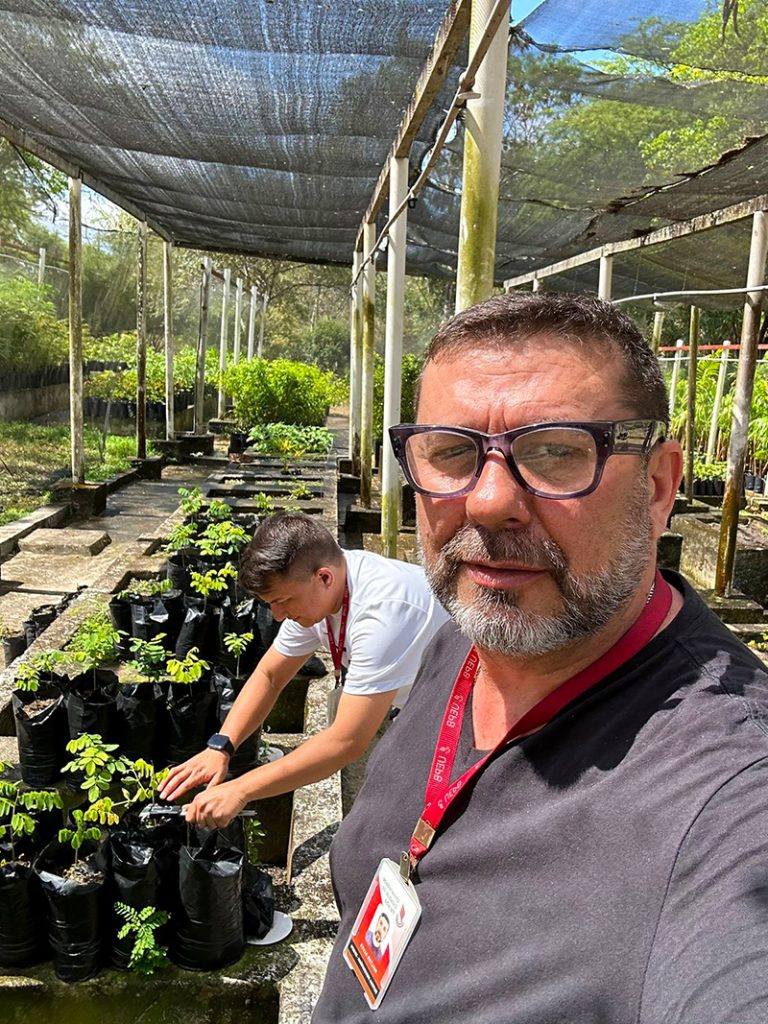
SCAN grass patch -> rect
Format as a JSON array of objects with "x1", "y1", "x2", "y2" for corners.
[{"x1": 0, "y1": 422, "x2": 143, "y2": 526}]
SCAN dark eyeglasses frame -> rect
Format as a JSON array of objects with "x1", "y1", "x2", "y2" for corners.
[{"x1": 388, "y1": 419, "x2": 667, "y2": 500}]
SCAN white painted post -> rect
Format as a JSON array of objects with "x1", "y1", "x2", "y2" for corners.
[
  {"x1": 454, "y1": 0, "x2": 509, "y2": 312},
  {"x1": 360, "y1": 222, "x2": 377, "y2": 508},
  {"x1": 247, "y1": 285, "x2": 257, "y2": 360},
  {"x1": 194, "y1": 257, "x2": 212, "y2": 435},
  {"x1": 706, "y1": 341, "x2": 731, "y2": 463},
  {"x1": 258, "y1": 293, "x2": 267, "y2": 358},
  {"x1": 217, "y1": 268, "x2": 231, "y2": 418},
  {"x1": 532, "y1": 274, "x2": 542, "y2": 293},
  {"x1": 349, "y1": 249, "x2": 363, "y2": 475},
  {"x1": 668, "y1": 338, "x2": 685, "y2": 422},
  {"x1": 381, "y1": 156, "x2": 408, "y2": 558},
  {"x1": 136, "y1": 220, "x2": 148, "y2": 460},
  {"x1": 164, "y1": 240, "x2": 175, "y2": 440},
  {"x1": 68, "y1": 177, "x2": 84, "y2": 484},
  {"x1": 233, "y1": 276, "x2": 243, "y2": 365},
  {"x1": 598, "y1": 254, "x2": 613, "y2": 301},
  {"x1": 37, "y1": 246, "x2": 46, "y2": 286},
  {"x1": 651, "y1": 310, "x2": 665, "y2": 354}
]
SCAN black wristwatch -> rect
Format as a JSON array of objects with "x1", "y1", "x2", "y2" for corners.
[{"x1": 206, "y1": 733, "x2": 235, "y2": 756}]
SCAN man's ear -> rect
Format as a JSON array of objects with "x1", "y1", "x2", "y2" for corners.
[
  {"x1": 648, "y1": 439, "x2": 683, "y2": 540},
  {"x1": 315, "y1": 566, "x2": 336, "y2": 588}
]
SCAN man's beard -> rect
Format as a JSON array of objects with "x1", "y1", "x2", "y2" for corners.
[{"x1": 422, "y1": 486, "x2": 653, "y2": 657}]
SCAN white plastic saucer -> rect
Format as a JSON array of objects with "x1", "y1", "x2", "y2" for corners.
[
  {"x1": 247, "y1": 910, "x2": 293, "y2": 946},
  {"x1": 263, "y1": 746, "x2": 284, "y2": 762}
]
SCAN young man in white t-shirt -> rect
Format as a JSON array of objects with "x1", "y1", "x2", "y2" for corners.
[{"x1": 159, "y1": 512, "x2": 448, "y2": 828}]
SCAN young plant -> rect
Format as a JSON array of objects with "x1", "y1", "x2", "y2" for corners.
[
  {"x1": 189, "y1": 564, "x2": 237, "y2": 608},
  {"x1": 0, "y1": 761, "x2": 63, "y2": 862},
  {"x1": 252, "y1": 492, "x2": 275, "y2": 516},
  {"x1": 58, "y1": 808, "x2": 102, "y2": 863},
  {"x1": 86, "y1": 759, "x2": 169, "y2": 826},
  {"x1": 195, "y1": 520, "x2": 249, "y2": 560},
  {"x1": 128, "y1": 634, "x2": 168, "y2": 683},
  {"x1": 223, "y1": 631, "x2": 254, "y2": 678},
  {"x1": 289, "y1": 481, "x2": 313, "y2": 501},
  {"x1": 67, "y1": 607, "x2": 123, "y2": 683},
  {"x1": 14, "y1": 649, "x2": 66, "y2": 692},
  {"x1": 164, "y1": 521, "x2": 198, "y2": 560},
  {"x1": 177, "y1": 486, "x2": 204, "y2": 521},
  {"x1": 62, "y1": 733, "x2": 132, "y2": 806},
  {"x1": 115, "y1": 902, "x2": 170, "y2": 975},
  {"x1": 206, "y1": 498, "x2": 233, "y2": 523},
  {"x1": 118, "y1": 577, "x2": 173, "y2": 601},
  {"x1": 166, "y1": 647, "x2": 210, "y2": 686}
]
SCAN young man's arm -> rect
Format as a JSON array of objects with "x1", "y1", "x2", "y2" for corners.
[
  {"x1": 158, "y1": 644, "x2": 310, "y2": 803},
  {"x1": 180, "y1": 687, "x2": 395, "y2": 829}
]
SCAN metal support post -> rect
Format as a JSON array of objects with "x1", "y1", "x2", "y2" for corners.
[
  {"x1": 381, "y1": 157, "x2": 408, "y2": 557},
  {"x1": 217, "y1": 268, "x2": 231, "y2": 418},
  {"x1": 668, "y1": 338, "x2": 685, "y2": 422},
  {"x1": 651, "y1": 310, "x2": 664, "y2": 354},
  {"x1": 349, "y1": 249, "x2": 363, "y2": 475},
  {"x1": 716, "y1": 211, "x2": 768, "y2": 595},
  {"x1": 68, "y1": 177, "x2": 84, "y2": 484},
  {"x1": 163, "y1": 240, "x2": 175, "y2": 440},
  {"x1": 136, "y1": 220, "x2": 148, "y2": 459},
  {"x1": 360, "y1": 221, "x2": 376, "y2": 507},
  {"x1": 233, "y1": 276, "x2": 243, "y2": 365},
  {"x1": 706, "y1": 341, "x2": 731, "y2": 463},
  {"x1": 454, "y1": 0, "x2": 509, "y2": 312},
  {"x1": 683, "y1": 306, "x2": 700, "y2": 503},
  {"x1": 194, "y1": 257, "x2": 212, "y2": 434},
  {"x1": 247, "y1": 285, "x2": 257, "y2": 360},
  {"x1": 598, "y1": 254, "x2": 613, "y2": 301},
  {"x1": 37, "y1": 246, "x2": 46, "y2": 286}
]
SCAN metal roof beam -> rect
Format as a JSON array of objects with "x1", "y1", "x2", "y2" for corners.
[
  {"x1": 356, "y1": 0, "x2": 471, "y2": 248},
  {"x1": 503, "y1": 194, "x2": 768, "y2": 290}
]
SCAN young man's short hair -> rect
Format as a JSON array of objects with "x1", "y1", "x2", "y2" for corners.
[{"x1": 239, "y1": 511, "x2": 343, "y2": 594}]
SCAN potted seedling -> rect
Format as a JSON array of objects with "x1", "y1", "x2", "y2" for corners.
[
  {"x1": 165, "y1": 647, "x2": 214, "y2": 767},
  {"x1": 115, "y1": 634, "x2": 169, "y2": 765},
  {"x1": 214, "y1": 633, "x2": 261, "y2": 778},
  {"x1": 177, "y1": 485, "x2": 205, "y2": 524},
  {"x1": 289, "y1": 481, "x2": 314, "y2": 501},
  {"x1": 206, "y1": 498, "x2": 233, "y2": 523},
  {"x1": 12, "y1": 651, "x2": 70, "y2": 788},
  {"x1": 164, "y1": 521, "x2": 199, "y2": 592},
  {"x1": 114, "y1": 902, "x2": 169, "y2": 975},
  {"x1": 195, "y1": 520, "x2": 249, "y2": 565},
  {"x1": 223, "y1": 631, "x2": 254, "y2": 681},
  {"x1": 189, "y1": 564, "x2": 238, "y2": 608},
  {"x1": 0, "y1": 761, "x2": 63, "y2": 966}
]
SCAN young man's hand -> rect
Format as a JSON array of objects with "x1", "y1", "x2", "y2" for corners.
[
  {"x1": 158, "y1": 748, "x2": 230, "y2": 803},
  {"x1": 182, "y1": 779, "x2": 249, "y2": 829}
]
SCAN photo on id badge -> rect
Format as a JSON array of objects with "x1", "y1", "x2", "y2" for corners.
[{"x1": 343, "y1": 858, "x2": 421, "y2": 1010}]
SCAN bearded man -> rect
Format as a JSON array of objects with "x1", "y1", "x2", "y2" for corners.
[{"x1": 312, "y1": 293, "x2": 768, "y2": 1024}]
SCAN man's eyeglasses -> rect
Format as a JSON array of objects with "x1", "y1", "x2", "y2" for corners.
[{"x1": 388, "y1": 420, "x2": 666, "y2": 500}]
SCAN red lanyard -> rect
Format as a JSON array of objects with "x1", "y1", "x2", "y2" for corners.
[
  {"x1": 403, "y1": 571, "x2": 673, "y2": 876},
  {"x1": 325, "y1": 582, "x2": 350, "y2": 685}
]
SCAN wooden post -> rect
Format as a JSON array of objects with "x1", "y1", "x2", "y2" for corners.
[
  {"x1": 684, "y1": 306, "x2": 700, "y2": 503},
  {"x1": 217, "y1": 268, "x2": 231, "y2": 419},
  {"x1": 233, "y1": 276, "x2": 243, "y2": 365},
  {"x1": 194, "y1": 257, "x2": 212, "y2": 434},
  {"x1": 381, "y1": 156, "x2": 408, "y2": 557},
  {"x1": 163, "y1": 240, "x2": 174, "y2": 440},
  {"x1": 716, "y1": 210, "x2": 768, "y2": 595},
  {"x1": 706, "y1": 341, "x2": 731, "y2": 463},
  {"x1": 37, "y1": 246, "x2": 46, "y2": 286},
  {"x1": 598, "y1": 254, "x2": 613, "y2": 301},
  {"x1": 258, "y1": 293, "x2": 267, "y2": 358},
  {"x1": 136, "y1": 220, "x2": 148, "y2": 460},
  {"x1": 349, "y1": 249, "x2": 363, "y2": 475},
  {"x1": 532, "y1": 275, "x2": 542, "y2": 293},
  {"x1": 68, "y1": 177, "x2": 84, "y2": 484},
  {"x1": 651, "y1": 310, "x2": 664, "y2": 354},
  {"x1": 668, "y1": 338, "x2": 685, "y2": 423},
  {"x1": 360, "y1": 221, "x2": 376, "y2": 507},
  {"x1": 454, "y1": 0, "x2": 509, "y2": 312},
  {"x1": 247, "y1": 285, "x2": 257, "y2": 360}
]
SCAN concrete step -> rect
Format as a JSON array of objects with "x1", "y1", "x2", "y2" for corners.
[{"x1": 19, "y1": 527, "x2": 111, "y2": 556}]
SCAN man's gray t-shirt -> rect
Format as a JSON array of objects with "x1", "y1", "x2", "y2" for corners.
[{"x1": 312, "y1": 572, "x2": 768, "y2": 1023}]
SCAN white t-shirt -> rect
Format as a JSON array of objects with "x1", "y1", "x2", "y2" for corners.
[{"x1": 272, "y1": 549, "x2": 449, "y2": 707}]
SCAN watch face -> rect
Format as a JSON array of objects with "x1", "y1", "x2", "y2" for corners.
[{"x1": 207, "y1": 734, "x2": 233, "y2": 754}]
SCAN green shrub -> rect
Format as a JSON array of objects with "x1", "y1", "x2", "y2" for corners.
[
  {"x1": 372, "y1": 353, "x2": 422, "y2": 439},
  {"x1": 222, "y1": 358, "x2": 336, "y2": 428},
  {"x1": 0, "y1": 277, "x2": 69, "y2": 372},
  {"x1": 247, "y1": 423, "x2": 334, "y2": 455}
]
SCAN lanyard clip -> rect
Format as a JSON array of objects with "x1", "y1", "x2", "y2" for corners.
[{"x1": 399, "y1": 850, "x2": 412, "y2": 881}]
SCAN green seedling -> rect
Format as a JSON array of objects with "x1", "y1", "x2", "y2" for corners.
[
  {"x1": 0, "y1": 760, "x2": 63, "y2": 863},
  {"x1": 164, "y1": 521, "x2": 198, "y2": 559},
  {"x1": 177, "y1": 486, "x2": 204, "y2": 520},
  {"x1": 128, "y1": 634, "x2": 168, "y2": 683},
  {"x1": 115, "y1": 902, "x2": 170, "y2": 975},
  {"x1": 252, "y1": 492, "x2": 275, "y2": 516},
  {"x1": 195, "y1": 520, "x2": 249, "y2": 559},
  {"x1": 223, "y1": 631, "x2": 254, "y2": 678},
  {"x1": 189, "y1": 564, "x2": 237, "y2": 608},
  {"x1": 58, "y1": 808, "x2": 102, "y2": 863},
  {"x1": 207, "y1": 498, "x2": 233, "y2": 522},
  {"x1": 118, "y1": 577, "x2": 173, "y2": 600},
  {"x1": 289, "y1": 481, "x2": 313, "y2": 501},
  {"x1": 166, "y1": 647, "x2": 210, "y2": 686},
  {"x1": 14, "y1": 649, "x2": 66, "y2": 692}
]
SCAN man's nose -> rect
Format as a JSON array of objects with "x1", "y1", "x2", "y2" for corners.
[{"x1": 464, "y1": 450, "x2": 533, "y2": 530}]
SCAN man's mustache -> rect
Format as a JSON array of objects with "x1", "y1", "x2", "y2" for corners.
[{"x1": 435, "y1": 524, "x2": 568, "y2": 577}]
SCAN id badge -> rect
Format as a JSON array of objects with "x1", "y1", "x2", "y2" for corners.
[{"x1": 343, "y1": 857, "x2": 422, "y2": 1010}]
